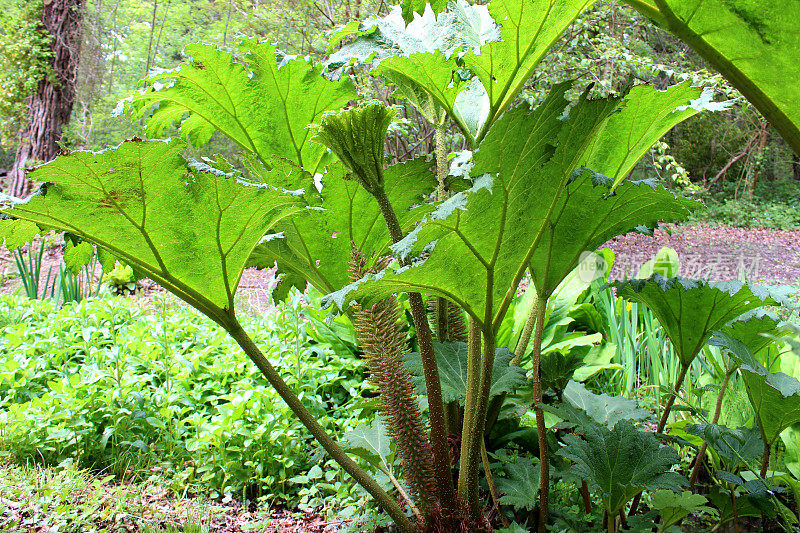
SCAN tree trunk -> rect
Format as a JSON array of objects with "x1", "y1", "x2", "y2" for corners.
[
  {"x1": 9, "y1": 0, "x2": 83, "y2": 198},
  {"x1": 746, "y1": 120, "x2": 770, "y2": 199},
  {"x1": 792, "y1": 153, "x2": 800, "y2": 181}
]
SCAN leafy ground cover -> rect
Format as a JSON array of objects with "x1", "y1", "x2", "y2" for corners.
[{"x1": 0, "y1": 294, "x2": 385, "y2": 531}]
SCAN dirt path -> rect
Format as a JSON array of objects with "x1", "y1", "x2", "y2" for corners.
[
  {"x1": 2, "y1": 224, "x2": 799, "y2": 305},
  {"x1": 604, "y1": 223, "x2": 800, "y2": 286}
]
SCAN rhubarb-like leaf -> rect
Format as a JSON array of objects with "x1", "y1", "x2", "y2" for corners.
[
  {"x1": 133, "y1": 42, "x2": 356, "y2": 173},
  {"x1": 404, "y1": 341, "x2": 527, "y2": 404},
  {"x1": 557, "y1": 420, "x2": 686, "y2": 516},
  {"x1": 651, "y1": 490, "x2": 717, "y2": 531},
  {"x1": 712, "y1": 310, "x2": 786, "y2": 357},
  {"x1": 684, "y1": 424, "x2": 763, "y2": 471},
  {"x1": 611, "y1": 275, "x2": 791, "y2": 367},
  {"x1": 312, "y1": 103, "x2": 395, "y2": 193},
  {"x1": 330, "y1": 84, "x2": 620, "y2": 327},
  {"x1": 464, "y1": 0, "x2": 595, "y2": 138},
  {"x1": 527, "y1": 171, "x2": 697, "y2": 299},
  {"x1": 327, "y1": 1, "x2": 496, "y2": 71},
  {"x1": 632, "y1": 0, "x2": 800, "y2": 155},
  {"x1": 343, "y1": 419, "x2": 394, "y2": 472},
  {"x1": 561, "y1": 381, "x2": 650, "y2": 429},
  {"x1": 248, "y1": 158, "x2": 435, "y2": 295},
  {"x1": 720, "y1": 333, "x2": 800, "y2": 446},
  {"x1": 496, "y1": 457, "x2": 541, "y2": 511},
  {"x1": 581, "y1": 82, "x2": 725, "y2": 188},
  {"x1": 3, "y1": 140, "x2": 304, "y2": 319},
  {"x1": 0, "y1": 219, "x2": 39, "y2": 251}
]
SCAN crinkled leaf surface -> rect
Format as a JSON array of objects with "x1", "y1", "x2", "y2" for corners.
[
  {"x1": 404, "y1": 341, "x2": 526, "y2": 404},
  {"x1": 718, "y1": 332, "x2": 800, "y2": 445},
  {"x1": 377, "y1": 52, "x2": 475, "y2": 129},
  {"x1": 3, "y1": 140, "x2": 303, "y2": 318},
  {"x1": 496, "y1": 457, "x2": 541, "y2": 511},
  {"x1": 329, "y1": 84, "x2": 620, "y2": 327},
  {"x1": 639, "y1": 0, "x2": 800, "y2": 155},
  {"x1": 684, "y1": 423, "x2": 763, "y2": 470},
  {"x1": 0, "y1": 219, "x2": 40, "y2": 251},
  {"x1": 557, "y1": 420, "x2": 686, "y2": 516},
  {"x1": 311, "y1": 102, "x2": 395, "y2": 192},
  {"x1": 650, "y1": 490, "x2": 717, "y2": 530},
  {"x1": 343, "y1": 418, "x2": 394, "y2": 472},
  {"x1": 611, "y1": 275, "x2": 791, "y2": 367},
  {"x1": 464, "y1": 0, "x2": 595, "y2": 138},
  {"x1": 63, "y1": 241, "x2": 94, "y2": 274},
  {"x1": 248, "y1": 159, "x2": 435, "y2": 295},
  {"x1": 562, "y1": 380, "x2": 650, "y2": 429},
  {"x1": 712, "y1": 310, "x2": 786, "y2": 358},
  {"x1": 133, "y1": 42, "x2": 356, "y2": 173},
  {"x1": 581, "y1": 82, "x2": 723, "y2": 188}
]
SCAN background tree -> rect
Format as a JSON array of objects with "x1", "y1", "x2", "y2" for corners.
[{"x1": 8, "y1": 0, "x2": 83, "y2": 198}]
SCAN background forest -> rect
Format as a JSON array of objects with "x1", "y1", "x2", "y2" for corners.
[{"x1": 1, "y1": 0, "x2": 799, "y2": 228}]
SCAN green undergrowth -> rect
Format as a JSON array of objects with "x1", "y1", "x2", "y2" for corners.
[
  {"x1": 0, "y1": 293, "x2": 373, "y2": 513},
  {"x1": 690, "y1": 179, "x2": 800, "y2": 230}
]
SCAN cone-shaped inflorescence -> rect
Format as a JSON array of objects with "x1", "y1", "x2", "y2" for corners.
[
  {"x1": 349, "y1": 245, "x2": 436, "y2": 509},
  {"x1": 427, "y1": 297, "x2": 468, "y2": 343}
]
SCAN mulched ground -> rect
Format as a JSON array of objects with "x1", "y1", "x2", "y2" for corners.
[
  {"x1": 604, "y1": 223, "x2": 800, "y2": 286},
  {"x1": 3, "y1": 223, "x2": 798, "y2": 302}
]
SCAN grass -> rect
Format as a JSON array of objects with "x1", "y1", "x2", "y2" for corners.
[{"x1": 0, "y1": 461, "x2": 246, "y2": 532}]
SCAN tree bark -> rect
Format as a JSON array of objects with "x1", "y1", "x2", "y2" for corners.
[
  {"x1": 9, "y1": 0, "x2": 83, "y2": 198},
  {"x1": 746, "y1": 120, "x2": 770, "y2": 198}
]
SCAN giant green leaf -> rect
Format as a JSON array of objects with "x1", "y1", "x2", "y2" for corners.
[
  {"x1": 650, "y1": 490, "x2": 717, "y2": 531},
  {"x1": 562, "y1": 380, "x2": 650, "y2": 429},
  {"x1": 0, "y1": 218, "x2": 40, "y2": 251},
  {"x1": 627, "y1": 0, "x2": 800, "y2": 155},
  {"x1": 611, "y1": 275, "x2": 791, "y2": 367},
  {"x1": 464, "y1": 0, "x2": 595, "y2": 139},
  {"x1": 343, "y1": 419, "x2": 394, "y2": 473},
  {"x1": 377, "y1": 52, "x2": 474, "y2": 129},
  {"x1": 712, "y1": 310, "x2": 787, "y2": 360},
  {"x1": 582, "y1": 82, "x2": 726, "y2": 188},
  {"x1": 496, "y1": 457, "x2": 541, "y2": 511},
  {"x1": 328, "y1": 84, "x2": 621, "y2": 328},
  {"x1": 684, "y1": 424, "x2": 763, "y2": 471},
  {"x1": 133, "y1": 41, "x2": 357, "y2": 173},
  {"x1": 527, "y1": 171, "x2": 697, "y2": 299},
  {"x1": 248, "y1": 158, "x2": 435, "y2": 295},
  {"x1": 2, "y1": 140, "x2": 304, "y2": 321},
  {"x1": 717, "y1": 332, "x2": 800, "y2": 446},
  {"x1": 557, "y1": 419, "x2": 686, "y2": 516},
  {"x1": 404, "y1": 341, "x2": 527, "y2": 404}
]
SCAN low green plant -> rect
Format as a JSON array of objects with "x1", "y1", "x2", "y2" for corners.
[
  {"x1": 0, "y1": 294, "x2": 370, "y2": 507},
  {"x1": 12, "y1": 239, "x2": 50, "y2": 299},
  {"x1": 103, "y1": 262, "x2": 138, "y2": 295}
]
